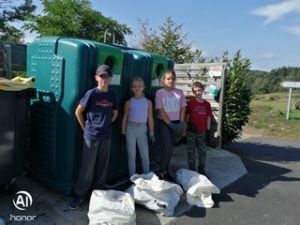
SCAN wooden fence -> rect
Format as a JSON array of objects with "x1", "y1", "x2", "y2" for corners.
[{"x1": 174, "y1": 63, "x2": 227, "y2": 149}]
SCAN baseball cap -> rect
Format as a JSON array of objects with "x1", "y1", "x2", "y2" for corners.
[{"x1": 95, "y1": 65, "x2": 112, "y2": 76}]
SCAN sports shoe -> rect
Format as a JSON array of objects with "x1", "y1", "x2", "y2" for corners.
[
  {"x1": 164, "y1": 171, "x2": 177, "y2": 183},
  {"x1": 69, "y1": 195, "x2": 84, "y2": 210},
  {"x1": 157, "y1": 173, "x2": 165, "y2": 181}
]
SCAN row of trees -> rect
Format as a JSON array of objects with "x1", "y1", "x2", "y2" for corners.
[
  {"x1": 246, "y1": 67, "x2": 300, "y2": 94},
  {"x1": 0, "y1": 0, "x2": 252, "y2": 145},
  {"x1": 0, "y1": 0, "x2": 35, "y2": 42},
  {"x1": 1, "y1": 0, "x2": 203, "y2": 63},
  {"x1": 0, "y1": 0, "x2": 131, "y2": 45}
]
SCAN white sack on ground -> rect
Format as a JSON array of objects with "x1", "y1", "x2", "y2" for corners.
[
  {"x1": 88, "y1": 189, "x2": 136, "y2": 225},
  {"x1": 126, "y1": 172, "x2": 183, "y2": 217},
  {"x1": 176, "y1": 168, "x2": 220, "y2": 208}
]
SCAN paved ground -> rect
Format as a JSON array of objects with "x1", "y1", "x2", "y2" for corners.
[
  {"x1": 0, "y1": 141, "x2": 247, "y2": 225},
  {"x1": 167, "y1": 135, "x2": 300, "y2": 225}
]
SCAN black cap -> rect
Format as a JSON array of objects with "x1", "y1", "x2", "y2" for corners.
[{"x1": 95, "y1": 65, "x2": 112, "y2": 76}]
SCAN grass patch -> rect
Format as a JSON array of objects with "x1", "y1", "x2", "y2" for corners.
[{"x1": 243, "y1": 91, "x2": 300, "y2": 140}]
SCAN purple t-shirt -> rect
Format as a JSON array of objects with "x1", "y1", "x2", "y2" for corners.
[
  {"x1": 155, "y1": 88, "x2": 187, "y2": 121},
  {"x1": 79, "y1": 87, "x2": 118, "y2": 140}
]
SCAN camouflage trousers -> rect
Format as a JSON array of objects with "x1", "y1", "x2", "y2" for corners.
[{"x1": 186, "y1": 131, "x2": 207, "y2": 171}]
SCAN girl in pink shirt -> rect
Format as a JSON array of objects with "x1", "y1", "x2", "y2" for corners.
[{"x1": 155, "y1": 69, "x2": 187, "y2": 181}]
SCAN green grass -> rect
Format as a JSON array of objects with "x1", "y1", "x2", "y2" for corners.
[{"x1": 243, "y1": 91, "x2": 300, "y2": 140}]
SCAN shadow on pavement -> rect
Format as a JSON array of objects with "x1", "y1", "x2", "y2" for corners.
[
  {"x1": 166, "y1": 137, "x2": 300, "y2": 224},
  {"x1": 224, "y1": 138, "x2": 300, "y2": 162},
  {"x1": 213, "y1": 140, "x2": 300, "y2": 205}
]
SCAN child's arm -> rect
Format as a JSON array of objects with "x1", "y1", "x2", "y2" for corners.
[
  {"x1": 121, "y1": 100, "x2": 130, "y2": 133},
  {"x1": 185, "y1": 114, "x2": 190, "y2": 123},
  {"x1": 112, "y1": 110, "x2": 118, "y2": 122},
  {"x1": 206, "y1": 116, "x2": 211, "y2": 130},
  {"x1": 180, "y1": 106, "x2": 186, "y2": 122},
  {"x1": 206, "y1": 102, "x2": 212, "y2": 130},
  {"x1": 185, "y1": 101, "x2": 190, "y2": 123},
  {"x1": 180, "y1": 91, "x2": 187, "y2": 122},
  {"x1": 75, "y1": 104, "x2": 86, "y2": 131},
  {"x1": 157, "y1": 108, "x2": 171, "y2": 124},
  {"x1": 147, "y1": 100, "x2": 154, "y2": 132},
  {"x1": 155, "y1": 89, "x2": 171, "y2": 124}
]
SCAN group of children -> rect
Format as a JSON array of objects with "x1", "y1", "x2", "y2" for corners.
[{"x1": 69, "y1": 65, "x2": 212, "y2": 210}]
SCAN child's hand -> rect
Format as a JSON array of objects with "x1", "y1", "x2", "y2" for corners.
[
  {"x1": 188, "y1": 122, "x2": 197, "y2": 133},
  {"x1": 149, "y1": 131, "x2": 155, "y2": 145},
  {"x1": 120, "y1": 133, "x2": 126, "y2": 144},
  {"x1": 168, "y1": 122, "x2": 183, "y2": 134},
  {"x1": 177, "y1": 121, "x2": 184, "y2": 133},
  {"x1": 168, "y1": 122, "x2": 178, "y2": 131},
  {"x1": 205, "y1": 130, "x2": 211, "y2": 144}
]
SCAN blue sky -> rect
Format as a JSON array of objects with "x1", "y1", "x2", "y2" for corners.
[{"x1": 25, "y1": 0, "x2": 300, "y2": 71}]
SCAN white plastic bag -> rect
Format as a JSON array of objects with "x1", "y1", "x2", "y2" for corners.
[
  {"x1": 176, "y1": 168, "x2": 220, "y2": 208},
  {"x1": 88, "y1": 189, "x2": 136, "y2": 225},
  {"x1": 126, "y1": 172, "x2": 183, "y2": 216}
]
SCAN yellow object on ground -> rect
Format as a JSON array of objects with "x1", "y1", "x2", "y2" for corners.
[{"x1": 0, "y1": 77, "x2": 35, "y2": 91}]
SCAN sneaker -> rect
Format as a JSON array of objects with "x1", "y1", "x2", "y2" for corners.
[
  {"x1": 157, "y1": 173, "x2": 165, "y2": 181},
  {"x1": 164, "y1": 172, "x2": 176, "y2": 183},
  {"x1": 174, "y1": 139, "x2": 181, "y2": 146},
  {"x1": 69, "y1": 195, "x2": 84, "y2": 210},
  {"x1": 181, "y1": 137, "x2": 187, "y2": 144}
]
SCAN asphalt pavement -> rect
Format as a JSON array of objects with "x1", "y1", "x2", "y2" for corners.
[
  {"x1": 1, "y1": 134, "x2": 299, "y2": 225},
  {"x1": 167, "y1": 135, "x2": 300, "y2": 225},
  {"x1": 0, "y1": 138, "x2": 247, "y2": 225}
]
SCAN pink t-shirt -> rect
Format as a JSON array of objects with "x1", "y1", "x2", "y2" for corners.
[{"x1": 155, "y1": 88, "x2": 187, "y2": 121}]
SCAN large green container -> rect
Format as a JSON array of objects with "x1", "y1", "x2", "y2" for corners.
[
  {"x1": 26, "y1": 37, "x2": 125, "y2": 194},
  {"x1": 26, "y1": 36, "x2": 174, "y2": 194}
]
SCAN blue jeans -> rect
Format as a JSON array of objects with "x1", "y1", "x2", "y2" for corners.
[{"x1": 126, "y1": 122, "x2": 150, "y2": 177}]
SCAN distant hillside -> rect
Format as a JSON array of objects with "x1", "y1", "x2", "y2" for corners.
[{"x1": 245, "y1": 67, "x2": 300, "y2": 94}]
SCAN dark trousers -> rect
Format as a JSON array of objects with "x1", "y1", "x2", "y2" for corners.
[
  {"x1": 74, "y1": 138, "x2": 110, "y2": 197},
  {"x1": 158, "y1": 119, "x2": 177, "y2": 173}
]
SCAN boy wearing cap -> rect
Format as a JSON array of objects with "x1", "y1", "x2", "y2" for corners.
[{"x1": 69, "y1": 64, "x2": 118, "y2": 210}]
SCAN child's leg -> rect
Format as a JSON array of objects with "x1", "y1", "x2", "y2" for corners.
[
  {"x1": 175, "y1": 122, "x2": 187, "y2": 146},
  {"x1": 195, "y1": 132, "x2": 207, "y2": 172},
  {"x1": 136, "y1": 124, "x2": 150, "y2": 174},
  {"x1": 74, "y1": 139, "x2": 100, "y2": 197},
  {"x1": 158, "y1": 119, "x2": 177, "y2": 174},
  {"x1": 126, "y1": 123, "x2": 137, "y2": 177},
  {"x1": 187, "y1": 131, "x2": 197, "y2": 170},
  {"x1": 93, "y1": 139, "x2": 111, "y2": 189}
]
